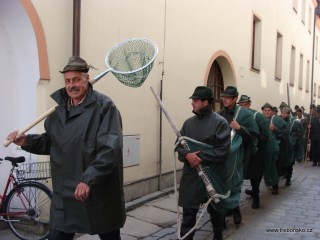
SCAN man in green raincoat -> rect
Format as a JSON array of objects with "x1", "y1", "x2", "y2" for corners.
[
  {"x1": 7, "y1": 56, "x2": 126, "y2": 240},
  {"x1": 218, "y1": 86, "x2": 258, "y2": 225},
  {"x1": 294, "y1": 108, "x2": 308, "y2": 162},
  {"x1": 261, "y1": 103, "x2": 287, "y2": 195},
  {"x1": 280, "y1": 106, "x2": 303, "y2": 186},
  {"x1": 237, "y1": 95, "x2": 270, "y2": 209}
]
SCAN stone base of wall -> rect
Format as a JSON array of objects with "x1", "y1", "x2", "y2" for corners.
[{"x1": 124, "y1": 169, "x2": 182, "y2": 202}]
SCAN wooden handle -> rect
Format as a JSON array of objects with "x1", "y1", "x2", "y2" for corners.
[{"x1": 3, "y1": 106, "x2": 56, "y2": 147}]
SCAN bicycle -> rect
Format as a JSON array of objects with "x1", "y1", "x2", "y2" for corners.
[{"x1": 0, "y1": 156, "x2": 52, "y2": 240}]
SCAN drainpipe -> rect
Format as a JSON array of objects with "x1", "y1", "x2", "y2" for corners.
[
  {"x1": 310, "y1": 0, "x2": 320, "y2": 105},
  {"x1": 73, "y1": 0, "x2": 81, "y2": 56}
]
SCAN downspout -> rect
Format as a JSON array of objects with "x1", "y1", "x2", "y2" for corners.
[
  {"x1": 73, "y1": 0, "x2": 81, "y2": 56},
  {"x1": 157, "y1": 0, "x2": 167, "y2": 191}
]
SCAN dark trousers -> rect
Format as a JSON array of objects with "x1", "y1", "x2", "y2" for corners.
[
  {"x1": 310, "y1": 140, "x2": 320, "y2": 163},
  {"x1": 48, "y1": 229, "x2": 121, "y2": 240},
  {"x1": 286, "y1": 165, "x2": 293, "y2": 182},
  {"x1": 181, "y1": 205, "x2": 224, "y2": 239},
  {"x1": 250, "y1": 177, "x2": 262, "y2": 197}
]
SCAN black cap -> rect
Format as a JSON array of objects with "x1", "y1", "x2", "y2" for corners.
[
  {"x1": 238, "y1": 95, "x2": 251, "y2": 104},
  {"x1": 189, "y1": 86, "x2": 213, "y2": 99},
  {"x1": 220, "y1": 86, "x2": 239, "y2": 97}
]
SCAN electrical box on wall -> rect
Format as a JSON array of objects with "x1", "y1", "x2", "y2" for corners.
[{"x1": 123, "y1": 135, "x2": 140, "y2": 167}]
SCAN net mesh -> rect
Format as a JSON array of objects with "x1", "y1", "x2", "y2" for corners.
[{"x1": 105, "y1": 38, "x2": 158, "y2": 87}]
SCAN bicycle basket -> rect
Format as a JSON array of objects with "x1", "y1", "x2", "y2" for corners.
[
  {"x1": 17, "y1": 161, "x2": 51, "y2": 181},
  {"x1": 105, "y1": 38, "x2": 158, "y2": 88}
]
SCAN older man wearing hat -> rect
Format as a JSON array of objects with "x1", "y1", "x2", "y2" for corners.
[
  {"x1": 175, "y1": 86, "x2": 231, "y2": 240},
  {"x1": 218, "y1": 87, "x2": 258, "y2": 224},
  {"x1": 7, "y1": 56, "x2": 126, "y2": 240}
]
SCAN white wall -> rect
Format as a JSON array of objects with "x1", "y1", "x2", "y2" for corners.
[{"x1": 0, "y1": 0, "x2": 39, "y2": 190}]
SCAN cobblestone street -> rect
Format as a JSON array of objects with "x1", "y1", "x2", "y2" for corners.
[{"x1": 1, "y1": 161, "x2": 319, "y2": 240}]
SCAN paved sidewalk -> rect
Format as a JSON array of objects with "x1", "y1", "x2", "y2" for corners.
[
  {"x1": 77, "y1": 161, "x2": 320, "y2": 240},
  {"x1": 1, "y1": 161, "x2": 319, "y2": 240}
]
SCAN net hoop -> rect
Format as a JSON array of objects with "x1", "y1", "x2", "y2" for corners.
[
  {"x1": 105, "y1": 38, "x2": 158, "y2": 74},
  {"x1": 104, "y1": 38, "x2": 158, "y2": 87}
]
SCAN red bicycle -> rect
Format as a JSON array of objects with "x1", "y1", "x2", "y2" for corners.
[{"x1": 0, "y1": 156, "x2": 52, "y2": 240}]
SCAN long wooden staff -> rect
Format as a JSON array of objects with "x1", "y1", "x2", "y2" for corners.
[{"x1": 304, "y1": 110, "x2": 312, "y2": 166}]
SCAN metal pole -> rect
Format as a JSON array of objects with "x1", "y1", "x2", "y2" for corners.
[
  {"x1": 73, "y1": 0, "x2": 81, "y2": 56},
  {"x1": 287, "y1": 83, "x2": 290, "y2": 108},
  {"x1": 310, "y1": 0, "x2": 320, "y2": 105}
]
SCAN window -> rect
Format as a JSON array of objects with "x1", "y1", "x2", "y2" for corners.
[
  {"x1": 314, "y1": 83, "x2": 317, "y2": 96},
  {"x1": 308, "y1": 6, "x2": 312, "y2": 32},
  {"x1": 301, "y1": 0, "x2": 306, "y2": 24},
  {"x1": 298, "y1": 54, "x2": 303, "y2": 89},
  {"x1": 289, "y1": 46, "x2": 296, "y2": 86},
  {"x1": 252, "y1": 15, "x2": 262, "y2": 71},
  {"x1": 293, "y1": 0, "x2": 298, "y2": 13},
  {"x1": 316, "y1": 36, "x2": 319, "y2": 60},
  {"x1": 318, "y1": 85, "x2": 320, "y2": 98},
  {"x1": 306, "y1": 60, "x2": 310, "y2": 92},
  {"x1": 275, "y1": 32, "x2": 283, "y2": 80}
]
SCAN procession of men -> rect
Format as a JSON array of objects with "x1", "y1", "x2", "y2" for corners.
[
  {"x1": 218, "y1": 86, "x2": 319, "y2": 239},
  {"x1": 222, "y1": 86, "x2": 318, "y2": 195},
  {"x1": 181, "y1": 85, "x2": 319, "y2": 240}
]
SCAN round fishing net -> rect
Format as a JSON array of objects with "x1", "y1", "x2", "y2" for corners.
[{"x1": 105, "y1": 38, "x2": 158, "y2": 87}]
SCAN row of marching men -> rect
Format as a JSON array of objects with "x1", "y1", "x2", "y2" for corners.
[
  {"x1": 219, "y1": 86, "x2": 309, "y2": 228},
  {"x1": 219, "y1": 86, "x2": 309, "y2": 239},
  {"x1": 175, "y1": 85, "x2": 312, "y2": 240}
]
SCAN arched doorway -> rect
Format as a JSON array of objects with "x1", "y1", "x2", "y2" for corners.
[
  {"x1": 207, "y1": 61, "x2": 224, "y2": 111},
  {"x1": 205, "y1": 51, "x2": 237, "y2": 111}
]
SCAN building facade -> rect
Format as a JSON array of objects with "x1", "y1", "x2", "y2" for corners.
[{"x1": 1, "y1": 0, "x2": 319, "y2": 201}]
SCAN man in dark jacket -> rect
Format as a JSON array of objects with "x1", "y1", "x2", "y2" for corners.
[
  {"x1": 7, "y1": 56, "x2": 126, "y2": 240},
  {"x1": 309, "y1": 105, "x2": 320, "y2": 166},
  {"x1": 175, "y1": 86, "x2": 230, "y2": 240}
]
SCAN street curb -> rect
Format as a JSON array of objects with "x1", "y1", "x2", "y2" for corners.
[
  {"x1": 0, "y1": 221, "x2": 7, "y2": 230},
  {"x1": 125, "y1": 186, "x2": 176, "y2": 212}
]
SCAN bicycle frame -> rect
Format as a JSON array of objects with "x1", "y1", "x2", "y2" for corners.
[
  {"x1": 0, "y1": 164, "x2": 33, "y2": 220},
  {"x1": 0, "y1": 157, "x2": 52, "y2": 240}
]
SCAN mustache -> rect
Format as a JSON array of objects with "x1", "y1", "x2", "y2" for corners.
[{"x1": 68, "y1": 87, "x2": 80, "y2": 92}]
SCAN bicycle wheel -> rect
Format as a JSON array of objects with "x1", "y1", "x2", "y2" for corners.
[{"x1": 4, "y1": 181, "x2": 52, "y2": 240}]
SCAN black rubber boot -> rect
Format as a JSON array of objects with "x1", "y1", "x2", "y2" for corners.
[
  {"x1": 285, "y1": 166, "x2": 293, "y2": 186},
  {"x1": 272, "y1": 184, "x2": 279, "y2": 195},
  {"x1": 252, "y1": 196, "x2": 260, "y2": 209},
  {"x1": 233, "y1": 206, "x2": 241, "y2": 224},
  {"x1": 250, "y1": 178, "x2": 261, "y2": 209},
  {"x1": 213, "y1": 229, "x2": 223, "y2": 240},
  {"x1": 245, "y1": 189, "x2": 253, "y2": 196}
]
